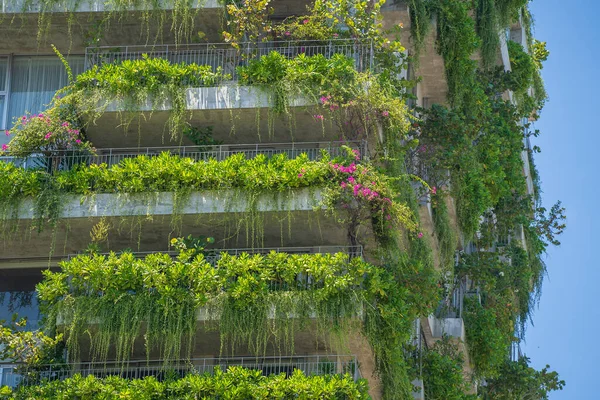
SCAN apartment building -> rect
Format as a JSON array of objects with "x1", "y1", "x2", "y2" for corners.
[{"x1": 0, "y1": 1, "x2": 560, "y2": 399}]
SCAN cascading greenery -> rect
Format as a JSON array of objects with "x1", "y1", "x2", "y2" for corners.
[
  {"x1": 0, "y1": 368, "x2": 370, "y2": 399},
  {"x1": 2, "y1": 0, "x2": 213, "y2": 46},
  {"x1": 0, "y1": 150, "x2": 413, "y2": 242},
  {"x1": 70, "y1": 56, "x2": 228, "y2": 140},
  {"x1": 431, "y1": 191, "x2": 457, "y2": 272},
  {"x1": 37, "y1": 250, "x2": 381, "y2": 363}
]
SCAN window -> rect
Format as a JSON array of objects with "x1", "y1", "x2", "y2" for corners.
[
  {"x1": 0, "y1": 56, "x2": 7, "y2": 131},
  {"x1": 0, "y1": 55, "x2": 84, "y2": 130}
]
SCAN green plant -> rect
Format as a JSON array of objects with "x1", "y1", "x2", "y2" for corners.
[
  {"x1": 37, "y1": 250, "x2": 384, "y2": 362},
  {"x1": 480, "y1": 356, "x2": 565, "y2": 399},
  {"x1": 463, "y1": 298, "x2": 512, "y2": 378},
  {"x1": 72, "y1": 56, "x2": 228, "y2": 140},
  {"x1": 182, "y1": 125, "x2": 223, "y2": 148},
  {"x1": 507, "y1": 40, "x2": 535, "y2": 97},
  {"x1": 1, "y1": 368, "x2": 370, "y2": 399},
  {"x1": 422, "y1": 336, "x2": 474, "y2": 400}
]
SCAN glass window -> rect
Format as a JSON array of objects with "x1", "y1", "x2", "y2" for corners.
[
  {"x1": 0, "y1": 57, "x2": 7, "y2": 92},
  {"x1": 7, "y1": 56, "x2": 84, "y2": 126},
  {"x1": 0, "y1": 95, "x2": 5, "y2": 130}
]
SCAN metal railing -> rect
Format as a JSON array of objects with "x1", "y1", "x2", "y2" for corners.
[
  {"x1": 1, "y1": 354, "x2": 360, "y2": 388},
  {"x1": 69, "y1": 245, "x2": 364, "y2": 262},
  {"x1": 436, "y1": 277, "x2": 480, "y2": 319},
  {"x1": 0, "y1": 140, "x2": 367, "y2": 172},
  {"x1": 84, "y1": 39, "x2": 375, "y2": 79}
]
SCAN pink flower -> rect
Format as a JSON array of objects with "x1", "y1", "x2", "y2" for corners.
[
  {"x1": 75, "y1": 139, "x2": 82, "y2": 144},
  {"x1": 385, "y1": 214, "x2": 391, "y2": 220},
  {"x1": 285, "y1": 31, "x2": 291, "y2": 36},
  {"x1": 1, "y1": 144, "x2": 8, "y2": 151},
  {"x1": 313, "y1": 114, "x2": 324, "y2": 121},
  {"x1": 44, "y1": 133, "x2": 52, "y2": 140},
  {"x1": 303, "y1": 19, "x2": 309, "y2": 24},
  {"x1": 431, "y1": 186, "x2": 437, "y2": 195},
  {"x1": 353, "y1": 184, "x2": 362, "y2": 196},
  {"x1": 21, "y1": 116, "x2": 26, "y2": 121},
  {"x1": 333, "y1": 33, "x2": 339, "y2": 38},
  {"x1": 347, "y1": 176, "x2": 355, "y2": 183},
  {"x1": 382, "y1": 111, "x2": 389, "y2": 117},
  {"x1": 320, "y1": 96, "x2": 328, "y2": 104},
  {"x1": 418, "y1": 145, "x2": 427, "y2": 153},
  {"x1": 417, "y1": 232, "x2": 424, "y2": 239},
  {"x1": 340, "y1": 182, "x2": 348, "y2": 189},
  {"x1": 61, "y1": 122, "x2": 69, "y2": 127},
  {"x1": 38, "y1": 114, "x2": 44, "y2": 118},
  {"x1": 4, "y1": 130, "x2": 9, "y2": 136},
  {"x1": 298, "y1": 173, "x2": 303, "y2": 178}
]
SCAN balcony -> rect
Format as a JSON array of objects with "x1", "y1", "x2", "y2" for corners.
[
  {"x1": 0, "y1": 0, "x2": 220, "y2": 14},
  {"x1": 0, "y1": 354, "x2": 361, "y2": 388},
  {"x1": 80, "y1": 40, "x2": 374, "y2": 146},
  {"x1": 0, "y1": 140, "x2": 367, "y2": 172},
  {"x1": 84, "y1": 39, "x2": 374, "y2": 75}
]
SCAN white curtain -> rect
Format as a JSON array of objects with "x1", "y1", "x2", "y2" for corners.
[
  {"x1": 7, "y1": 56, "x2": 84, "y2": 127},
  {"x1": 0, "y1": 57, "x2": 7, "y2": 130}
]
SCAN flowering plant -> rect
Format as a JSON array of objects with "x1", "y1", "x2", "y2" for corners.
[
  {"x1": 5, "y1": 107, "x2": 92, "y2": 158},
  {"x1": 324, "y1": 148, "x2": 416, "y2": 241}
]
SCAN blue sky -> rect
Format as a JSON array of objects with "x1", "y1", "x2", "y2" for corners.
[{"x1": 522, "y1": 0, "x2": 598, "y2": 397}]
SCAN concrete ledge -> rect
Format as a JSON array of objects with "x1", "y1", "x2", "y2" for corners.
[
  {"x1": 13, "y1": 188, "x2": 323, "y2": 220},
  {"x1": 101, "y1": 85, "x2": 312, "y2": 113},
  {"x1": 428, "y1": 316, "x2": 466, "y2": 341},
  {"x1": 1, "y1": 0, "x2": 220, "y2": 14}
]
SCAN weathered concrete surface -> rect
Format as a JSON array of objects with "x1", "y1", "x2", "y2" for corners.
[
  {"x1": 0, "y1": 7, "x2": 225, "y2": 55},
  {"x1": 0, "y1": 209, "x2": 350, "y2": 261},
  {"x1": 13, "y1": 188, "x2": 322, "y2": 220}
]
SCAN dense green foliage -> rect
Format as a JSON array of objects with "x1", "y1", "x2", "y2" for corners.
[
  {"x1": 0, "y1": 368, "x2": 369, "y2": 399},
  {"x1": 480, "y1": 356, "x2": 565, "y2": 399},
  {"x1": 38, "y1": 251, "x2": 379, "y2": 361},
  {"x1": 422, "y1": 337, "x2": 475, "y2": 400}
]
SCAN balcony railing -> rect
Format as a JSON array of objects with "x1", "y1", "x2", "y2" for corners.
[
  {"x1": 84, "y1": 39, "x2": 375, "y2": 80},
  {"x1": 0, "y1": 140, "x2": 367, "y2": 172},
  {"x1": 0, "y1": 354, "x2": 360, "y2": 388},
  {"x1": 69, "y1": 245, "x2": 364, "y2": 263}
]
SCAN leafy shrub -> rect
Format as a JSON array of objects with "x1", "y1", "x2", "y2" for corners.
[
  {"x1": 37, "y1": 250, "x2": 385, "y2": 361},
  {"x1": 0, "y1": 368, "x2": 370, "y2": 399}
]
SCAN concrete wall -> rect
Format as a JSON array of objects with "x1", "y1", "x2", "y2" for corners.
[{"x1": 12, "y1": 188, "x2": 322, "y2": 220}]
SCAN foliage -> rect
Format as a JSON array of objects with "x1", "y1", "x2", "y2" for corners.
[
  {"x1": 222, "y1": 0, "x2": 274, "y2": 46},
  {"x1": 422, "y1": 336, "x2": 475, "y2": 400},
  {"x1": 4, "y1": 96, "x2": 92, "y2": 158},
  {"x1": 182, "y1": 125, "x2": 223, "y2": 148},
  {"x1": 463, "y1": 298, "x2": 512, "y2": 378},
  {"x1": 0, "y1": 317, "x2": 63, "y2": 367},
  {"x1": 507, "y1": 40, "x2": 535, "y2": 98},
  {"x1": 238, "y1": 51, "x2": 360, "y2": 114},
  {"x1": 476, "y1": 0, "x2": 500, "y2": 69},
  {"x1": 72, "y1": 56, "x2": 227, "y2": 139},
  {"x1": 480, "y1": 356, "x2": 565, "y2": 399},
  {"x1": 0, "y1": 368, "x2": 370, "y2": 399},
  {"x1": 431, "y1": 191, "x2": 457, "y2": 271},
  {"x1": 429, "y1": 0, "x2": 480, "y2": 108},
  {"x1": 408, "y1": 0, "x2": 431, "y2": 62},
  {"x1": 4, "y1": 0, "x2": 208, "y2": 45},
  {"x1": 37, "y1": 250, "x2": 384, "y2": 362}
]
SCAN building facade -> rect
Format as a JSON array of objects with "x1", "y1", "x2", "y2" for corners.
[{"x1": 0, "y1": 1, "x2": 562, "y2": 399}]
